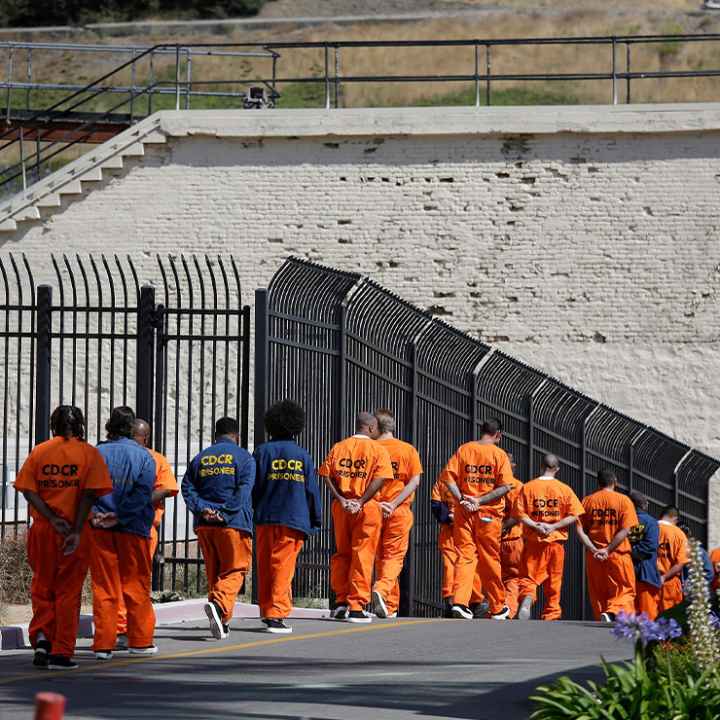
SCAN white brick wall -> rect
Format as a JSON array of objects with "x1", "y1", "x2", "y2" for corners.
[{"x1": 3, "y1": 107, "x2": 719, "y2": 542}]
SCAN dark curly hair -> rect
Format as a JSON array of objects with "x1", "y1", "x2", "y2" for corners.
[
  {"x1": 50, "y1": 405, "x2": 86, "y2": 440},
  {"x1": 106, "y1": 406, "x2": 136, "y2": 439},
  {"x1": 264, "y1": 400, "x2": 305, "y2": 440}
]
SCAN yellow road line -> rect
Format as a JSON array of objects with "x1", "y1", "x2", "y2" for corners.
[{"x1": 0, "y1": 618, "x2": 442, "y2": 687}]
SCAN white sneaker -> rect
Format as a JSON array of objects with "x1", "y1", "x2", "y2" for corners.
[
  {"x1": 491, "y1": 606, "x2": 511, "y2": 620},
  {"x1": 94, "y1": 650, "x2": 113, "y2": 661},
  {"x1": 372, "y1": 590, "x2": 388, "y2": 619},
  {"x1": 331, "y1": 604, "x2": 349, "y2": 620},
  {"x1": 129, "y1": 646, "x2": 158, "y2": 656},
  {"x1": 451, "y1": 604, "x2": 473, "y2": 620},
  {"x1": 517, "y1": 596, "x2": 533, "y2": 620},
  {"x1": 346, "y1": 610, "x2": 372, "y2": 623},
  {"x1": 205, "y1": 601, "x2": 224, "y2": 640},
  {"x1": 387, "y1": 612, "x2": 398, "y2": 619},
  {"x1": 600, "y1": 612, "x2": 616, "y2": 624}
]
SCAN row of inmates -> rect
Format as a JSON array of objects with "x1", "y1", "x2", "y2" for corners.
[
  {"x1": 431, "y1": 424, "x2": 716, "y2": 623},
  {"x1": 15, "y1": 400, "x2": 323, "y2": 668},
  {"x1": 15, "y1": 401, "x2": 718, "y2": 669}
]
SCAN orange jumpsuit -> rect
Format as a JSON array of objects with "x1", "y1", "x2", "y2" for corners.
[
  {"x1": 439, "y1": 441, "x2": 513, "y2": 615},
  {"x1": 431, "y1": 479, "x2": 483, "y2": 604},
  {"x1": 372, "y1": 438, "x2": 423, "y2": 615},
  {"x1": 657, "y1": 521, "x2": 689, "y2": 613},
  {"x1": 118, "y1": 448, "x2": 178, "y2": 634},
  {"x1": 320, "y1": 435, "x2": 394, "y2": 612},
  {"x1": 711, "y1": 547, "x2": 720, "y2": 593},
  {"x1": 514, "y1": 476, "x2": 585, "y2": 621},
  {"x1": 14, "y1": 436, "x2": 112, "y2": 658},
  {"x1": 581, "y1": 488, "x2": 639, "y2": 620},
  {"x1": 501, "y1": 476, "x2": 524, "y2": 618}
]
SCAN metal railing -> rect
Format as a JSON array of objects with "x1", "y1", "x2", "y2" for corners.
[
  {"x1": 254, "y1": 258, "x2": 720, "y2": 620},
  {"x1": 0, "y1": 253, "x2": 251, "y2": 596},
  {"x1": 3, "y1": 33, "x2": 720, "y2": 195}
]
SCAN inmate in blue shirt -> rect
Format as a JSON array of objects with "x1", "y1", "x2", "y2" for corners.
[
  {"x1": 253, "y1": 440, "x2": 322, "y2": 537},
  {"x1": 182, "y1": 438, "x2": 255, "y2": 534},
  {"x1": 93, "y1": 436, "x2": 155, "y2": 538},
  {"x1": 629, "y1": 509, "x2": 662, "y2": 589}
]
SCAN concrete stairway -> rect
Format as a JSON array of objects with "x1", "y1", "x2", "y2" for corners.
[{"x1": 0, "y1": 114, "x2": 166, "y2": 233}]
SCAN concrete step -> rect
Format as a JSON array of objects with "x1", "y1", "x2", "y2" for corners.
[
  {"x1": 100, "y1": 154, "x2": 125, "y2": 170},
  {"x1": 11, "y1": 206, "x2": 40, "y2": 221},
  {"x1": 36, "y1": 193, "x2": 61, "y2": 208},
  {"x1": 0, "y1": 218, "x2": 17, "y2": 232},
  {"x1": 122, "y1": 142, "x2": 145, "y2": 157}
]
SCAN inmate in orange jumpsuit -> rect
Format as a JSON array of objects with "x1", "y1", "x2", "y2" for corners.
[
  {"x1": 182, "y1": 437, "x2": 256, "y2": 627},
  {"x1": 581, "y1": 488, "x2": 639, "y2": 620},
  {"x1": 15, "y1": 436, "x2": 112, "y2": 658},
  {"x1": 431, "y1": 479, "x2": 483, "y2": 604},
  {"x1": 514, "y1": 476, "x2": 585, "y2": 620},
  {"x1": 118, "y1": 447, "x2": 177, "y2": 635},
  {"x1": 657, "y1": 521, "x2": 689, "y2": 613},
  {"x1": 439, "y1": 441, "x2": 513, "y2": 615},
  {"x1": 711, "y1": 547, "x2": 720, "y2": 593},
  {"x1": 320, "y1": 434, "x2": 394, "y2": 611},
  {"x1": 253, "y1": 438, "x2": 322, "y2": 621},
  {"x1": 90, "y1": 437, "x2": 157, "y2": 652},
  {"x1": 501, "y1": 475, "x2": 524, "y2": 618},
  {"x1": 372, "y1": 438, "x2": 423, "y2": 615}
]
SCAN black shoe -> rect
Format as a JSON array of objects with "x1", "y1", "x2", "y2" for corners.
[
  {"x1": 470, "y1": 601, "x2": 490, "y2": 619},
  {"x1": 33, "y1": 640, "x2": 51, "y2": 667},
  {"x1": 451, "y1": 604, "x2": 473, "y2": 620},
  {"x1": 262, "y1": 618, "x2": 293, "y2": 634},
  {"x1": 222, "y1": 623, "x2": 230, "y2": 637},
  {"x1": 346, "y1": 610, "x2": 372, "y2": 624},
  {"x1": 47, "y1": 655, "x2": 79, "y2": 670},
  {"x1": 443, "y1": 598, "x2": 454, "y2": 619},
  {"x1": 600, "y1": 612, "x2": 616, "y2": 624}
]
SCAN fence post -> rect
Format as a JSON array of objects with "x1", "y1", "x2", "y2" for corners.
[
  {"x1": 241, "y1": 305, "x2": 251, "y2": 448},
  {"x1": 136, "y1": 285, "x2": 155, "y2": 424},
  {"x1": 398, "y1": 340, "x2": 419, "y2": 617},
  {"x1": 611, "y1": 37, "x2": 618, "y2": 105},
  {"x1": 151, "y1": 303, "x2": 166, "y2": 592},
  {"x1": 253, "y1": 289, "x2": 269, "y2": 448},
  {"x1": 337, "y1": 303, "x2": 347, "y2": 442},
  {"x1": 251, "y1": 289, "x2": 269, "y2": 607},
  {"x1": 34, "y1": 285, "x2": 52, "y2": 445}
]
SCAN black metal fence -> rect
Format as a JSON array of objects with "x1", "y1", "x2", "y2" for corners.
[
  {"x1": 255, "y1": 257, "x2": 720, "y2": 620},
  {"x1": 0, "y1": 253, "x2": 251, "y2": 596}
]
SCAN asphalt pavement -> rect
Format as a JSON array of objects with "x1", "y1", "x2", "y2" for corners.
[{"x1": 0, "y1": 617, "x2": 631, "y2": 720}]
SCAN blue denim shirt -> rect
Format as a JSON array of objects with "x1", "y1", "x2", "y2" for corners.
[
  {"x1": 93, "y1": 437, "x2": 155, "y2": 538},
  {"x1": 182, "y1": 439, "x2": 255, "y2": 534}
]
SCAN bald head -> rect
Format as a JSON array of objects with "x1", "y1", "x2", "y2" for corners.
[
  {"x1": 541, "y1": 454, "x2": 560, "y2": 476},
  {"x1": 355, "y1": 411, "x2": 378, "y2": 438},
  {"x1": 132, "y1": 418, "x2": 151, "y2": 448}
]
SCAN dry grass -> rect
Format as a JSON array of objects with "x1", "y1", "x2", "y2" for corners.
[
  {"x1": 0, "y1": 531, "x2": 33, "y2": 615},
  {"x1": 0, "y1": 7, "x2": 719, "y2": 118}
]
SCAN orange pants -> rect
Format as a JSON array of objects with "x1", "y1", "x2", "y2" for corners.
[
  {"x1": 373, "y1": 504, "x2": 414, "y2": 615},
  {"x1": 586, "y1": 551, "x2": 636, "y2": 620},
  {"x1": 659, "y1": 577, "x2": 684, "y2": 614},
  {"x1": 330, "y1": 500, "x2": 382, "y2": 611},
  {"x1": 256, "y1": 524, "x2": 304, "y2": 619},
  {"x1": 197, "y1": 526, "x2": 252, "y2": 624},
  {"x1": 518, "y1": 539, "x2": 565, "y2": 620},
  {"x1": 438, "y1": 523, "x2": 483, "y2": 603},
  {"x1": 452, "y1": 509, "x2": 504, "y2": 614},
  {"x1": 501, "y1": 536, "x2": 524, "y2": 618},
  {"x1": 117, "y1": 525, "x2": 158, "y2": 635},
  {"x1": 90, "y1": 529, "x2": 155, "y2": 651},
  {"x1": 27, "y1": 518, "x2": 90, "y2": 658},
  {"x1": 636, "y1": 581, "x2": 661, "y2": 620}
]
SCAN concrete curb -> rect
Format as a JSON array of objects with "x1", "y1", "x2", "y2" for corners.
[{"x1": 0, "y1": 600, "x2": 329, "y2": 651}]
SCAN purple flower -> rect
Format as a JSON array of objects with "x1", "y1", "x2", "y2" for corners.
[
  {"x1": 710, "y1": 613, "x2": 720, "y2": 631},
  {"x1": 610, "y1": 611, "x2": 683, "y2": 646}
]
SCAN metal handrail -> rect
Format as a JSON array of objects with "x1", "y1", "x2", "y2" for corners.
[{"x1": 2, "y1": 33, "x2": 720, "y2": 195}]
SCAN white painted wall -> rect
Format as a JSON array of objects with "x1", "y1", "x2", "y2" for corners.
[{"x1": 2, "y1": 106, "x2": 718, "y2": 542}]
